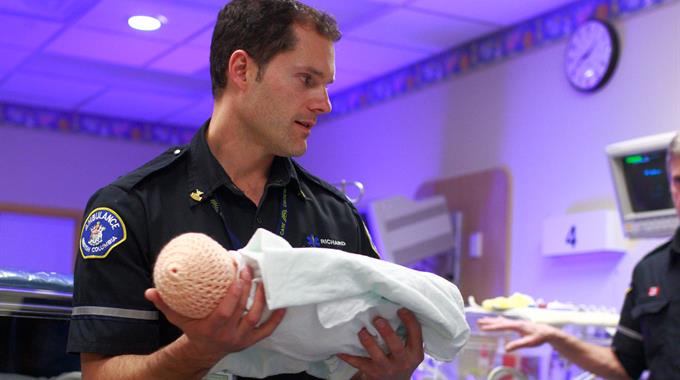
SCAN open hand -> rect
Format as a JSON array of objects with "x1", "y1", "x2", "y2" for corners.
[{"x1": 477, "y1": 316, "x2": 559, "y2": 351}]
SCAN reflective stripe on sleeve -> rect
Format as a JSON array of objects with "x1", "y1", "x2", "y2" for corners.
[
  {"x1": 72, "y1": 306, "x2": 159, "y2": 320},
  {"x1": 616, "y1": 324, "x2": 643, "y2": 341}
]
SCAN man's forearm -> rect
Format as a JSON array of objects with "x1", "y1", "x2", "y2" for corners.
[
  {"x1": 547, "y1": 329, "x2": 630, "y2": 380},
  {"x1": 81, "y1": 335, "x2": 221, "y2": 380}
]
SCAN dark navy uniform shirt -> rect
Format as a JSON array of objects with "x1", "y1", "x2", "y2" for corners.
[
  {"x1": 67, "y1": 121, "x2": 378, "y2": 380},
  {"x1": 612, "y1": 227, "x2": 680, "y2": 380}
]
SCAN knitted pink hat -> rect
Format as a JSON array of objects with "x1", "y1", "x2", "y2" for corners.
[{"x1": 153, "y1": 233, "x2": 237, "y2": 319}]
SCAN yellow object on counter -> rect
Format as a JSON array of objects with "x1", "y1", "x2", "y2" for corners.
[{"x1": 481, "y1": 292, "x2": 535, "y2": 311}]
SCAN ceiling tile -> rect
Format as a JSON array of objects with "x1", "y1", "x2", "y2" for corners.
[
  {"x1": 75, "y1": 0, "x2": 217, "y2": 43},
  {"x1": 21, "y1": 53, "x2": 209, "y2": 97},
  {"x1": 0, "y1": 0, "x2": 98, "y2": 22},
  {"x1": 411, "y1": 0, "x2": 575, "y2": 25},
  {"x1": 79, "y1": 89, "x2": 196, "y2": 122},
  {"x1": 335, "y1": 37, "x2": 427, "y2": 76},
  {"x1": 369, "y1": 0, "x2": 411, "y2": 4},
  {"x1": 0, "y1": 0, "x2": 590, "y2": 126},
  {"x1": 303, "y1": 0, "x2": 391, "y2": 28},
  {"x1": 188, "y1": 27, "x2": 214, "y2": 49},
  {"x1": 347, "y1": 8, "x2": 498, "y2": 52},
  {"x1": 149, "y1": 45, "x2": 209, "y2": 75},
  {"x1": 163, "y1": 0, "x2": 225, "y2": 10},
  {"x1": 0, "y1": 13, "x2": 63, "y2": 49},
  {"x1": 191, "y1": 66, "x2": 211, "y2": 82},
  {"x1": 0, "y1": 72, "x2": 104, "y2": 109},
  {"x1": 45, "y1": 27, "x2": 173, "y2": 67},
  {"x1": 0, "y1": 46, "x2": 31, "y2": 76}
]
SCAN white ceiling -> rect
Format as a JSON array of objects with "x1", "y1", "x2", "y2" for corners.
[{"x1": 0, "y1": 0, "x2": 576, "y2": 128}]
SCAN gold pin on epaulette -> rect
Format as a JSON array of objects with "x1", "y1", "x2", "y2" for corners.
[{"x1": 190, "y1": 189, "x2": 204, "y2": 202}]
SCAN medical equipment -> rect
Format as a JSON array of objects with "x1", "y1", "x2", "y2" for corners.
[{"x1": 606, "y1": 132, "x2": 677, "y2": 238}]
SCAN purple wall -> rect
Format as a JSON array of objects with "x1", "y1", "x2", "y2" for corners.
[
  {"x1": 1, "y1": 124, "x2": 167, "y2": 210},
  {"x1": 299, "y1": 81, "x2": 452, "y2": 209},
  {"x1": 1, "y1": 124, "x2": 167, "y2": 273}
]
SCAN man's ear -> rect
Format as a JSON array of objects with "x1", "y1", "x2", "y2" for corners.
[{"x1": 227, "y1": 49, "x2": 253, "y2": 90}]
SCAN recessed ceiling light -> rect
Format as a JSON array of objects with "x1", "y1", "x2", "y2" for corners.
[{"x1": 128, "y1": 15, "x2": 166, "y2": 31}]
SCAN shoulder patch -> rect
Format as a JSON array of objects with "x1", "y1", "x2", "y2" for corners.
[{"x1": 80, "y1": 207, "x2": 127, "y2": 259}]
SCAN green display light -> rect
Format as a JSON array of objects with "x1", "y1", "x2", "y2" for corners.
[{"x1": 625, "y1": 155, "x2": 644, "y2": 164}]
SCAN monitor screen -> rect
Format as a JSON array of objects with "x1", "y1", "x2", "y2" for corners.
[
  {"x1": 621, "y1": 149, "x2": 672, "y2": 213},
  {"x1": 606, "y1": 132, "x2": 678, "y2": 238}
]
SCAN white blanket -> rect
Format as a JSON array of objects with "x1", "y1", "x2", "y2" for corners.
[{"x1": 211, "y1": 228, "x2": 469, "y2": 379}]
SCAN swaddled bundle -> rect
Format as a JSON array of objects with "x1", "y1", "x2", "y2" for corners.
[
  {"x1": 153, "y1": 229, "x2": 469, "y2": 380},
  {"x1": 153, "y1": 233, "x2": 237, "y2": 319}
]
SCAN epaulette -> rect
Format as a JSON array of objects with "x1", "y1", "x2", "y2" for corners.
[
  {"x1": 111, "y1": 145, "x2": 189, "y2": 192},
  {"x1": 291, "y1": 160, "x2": 352, "y2": 205}
]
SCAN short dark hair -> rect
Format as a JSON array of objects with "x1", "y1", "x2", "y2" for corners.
[{"x1": 210, "y1": 0, "x2": 341, "y2": 98}]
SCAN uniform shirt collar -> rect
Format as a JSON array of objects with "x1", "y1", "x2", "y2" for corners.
[
  {"x1": 269, "y1": 155, "x2": 300, "y2": 188},
  {"x1": 187, "y1": 120, "x2": 301, "y2": 206}
]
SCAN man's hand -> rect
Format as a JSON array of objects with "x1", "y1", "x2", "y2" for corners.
[
  {"x1": 477, "y1": 316, "x2": 559, "y2": 351},
  {"x1": 145, "y1": 266, "x2": 286, "y2": 366},
  {"x1": 478, "y1": 316, "x2": 631, "y2": 380},
  {"x1": 338, "y1": 308, "x2": 424, "y2": 380}
]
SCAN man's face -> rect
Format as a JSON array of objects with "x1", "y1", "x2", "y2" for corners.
[
  {"x1": 669, "y1": 156, "x2": 680, "y2": 216},
  {"x1": 242, "y1": 23, "x2": 335, "y2": 157}
]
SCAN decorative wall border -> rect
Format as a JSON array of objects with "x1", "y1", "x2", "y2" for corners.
[
  {"x1": 1, "y1": 0, "x2": 677, "y2": 143},
  {"x1": 324, "y1": 0, "x2": 678, "y2": 120},
  {"x1": 0, "y1": 102, "x2": 196, "y2": 145}
]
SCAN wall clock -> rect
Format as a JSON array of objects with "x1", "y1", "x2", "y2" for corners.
[{"x1": 564, "y1": 19, "x2": 619, "y2": 92}]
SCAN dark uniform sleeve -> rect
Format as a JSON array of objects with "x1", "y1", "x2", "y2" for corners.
[
  {"x1": 352, "y1": 207, "x2": 380, "y2": 259},
  {"x1": 67, "y1": 185, "x2": 161, "y2": 355},
  {"x1": 612, "y1": 283, "x2": 647, "y2": 379}
]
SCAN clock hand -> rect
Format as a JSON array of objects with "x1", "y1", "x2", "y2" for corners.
[
  {"x1": 569, "y1": 43, "x2": 597, "y2": 78},
  {"x1": 581, "y1": 42, "x2": 596, "y2": 61}
]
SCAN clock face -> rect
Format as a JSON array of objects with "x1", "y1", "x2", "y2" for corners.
[{"x1": 564, "y1": 20, "x2": 619, "y2": 92}]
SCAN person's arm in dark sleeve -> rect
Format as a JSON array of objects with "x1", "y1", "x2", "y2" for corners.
[
  {"x1": 479, "y1": 280, "x2": 642, "y2": 379},
  {"x1": 68, "y1": 186, "x2": 160, "y2": 356},
  {"x1": 352, "y1": 207, "x2": 380, "y2": 259},
  {"x1": 612, "y1": 283, "x2": 647, "y2": 379},
  {"x1": 70, "y1": 186, "x2": 285, "y2": 380}
]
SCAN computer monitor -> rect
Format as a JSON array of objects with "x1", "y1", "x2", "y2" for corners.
[{"x1": 606, "y1": 132, "x2": 678, "y2": 238}]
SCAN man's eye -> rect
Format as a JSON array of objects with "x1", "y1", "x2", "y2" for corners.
[{"x1": 301, "y1": 75, "x2": 313, "y2": 86}]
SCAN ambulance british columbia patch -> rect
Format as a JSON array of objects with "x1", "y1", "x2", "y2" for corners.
[{"x1": 80, "y1": 207, "x2": 127, "y2": 259}]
